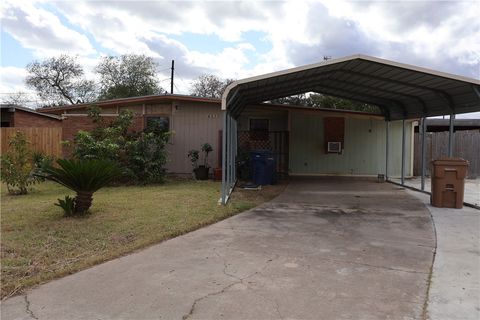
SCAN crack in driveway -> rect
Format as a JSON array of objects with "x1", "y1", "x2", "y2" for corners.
[
  {"x1": 24, "y1": 295, "x2": 38, "y2": 319},
  {"x1": 182, "y1": 254, "x2": 279, "y2": 320}
]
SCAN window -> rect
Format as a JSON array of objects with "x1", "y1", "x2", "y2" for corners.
[
  {"x1": 145, "y1": 116, "x2": 169, "y2": 133},
  {"x1": 249, "y1": 119, "x2": 269, "y2": 140}
]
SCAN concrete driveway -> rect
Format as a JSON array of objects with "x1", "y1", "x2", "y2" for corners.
[{"x1": 2, "y1": 178, "x2": 435, "y2": 320}]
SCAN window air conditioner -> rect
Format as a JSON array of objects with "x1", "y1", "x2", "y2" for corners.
[{"x1": 327, "y1": 141, "x2": 342, "y2": 153}]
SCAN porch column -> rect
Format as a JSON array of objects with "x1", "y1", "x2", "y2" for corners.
[
  {"x1": 448, "y1": 113, "x2": 455, "y2": 157},
  {"x1": 420, "y1": 117, "x2": 427, "y2": 191},
  {"x1": 401, "y1": 119, "x2": 406, "y2": 185}
]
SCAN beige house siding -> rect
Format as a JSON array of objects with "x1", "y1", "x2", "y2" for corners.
[{"x1": 166, "y1": 101, "x2": 222, "y2": 173}]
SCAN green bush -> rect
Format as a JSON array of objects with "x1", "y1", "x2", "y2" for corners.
[
  {"x1": 72, "y1": 107, "x2": 169, "y2": 184},
  {"x1": 55, "y1": 195, "x2": 75, "y2": 216},
  {"x1": 32, "y1": 151, "x2": 55, "y2": 181},
  {"x1": 0, "y1": 131, "x2": 40, "y2": 195},
  {"x1": 127, "y1": 131, "x2": 170, "y2": 184},
  {"x1": 38, "y1": 159, "x2": 123, "y2": 214}
]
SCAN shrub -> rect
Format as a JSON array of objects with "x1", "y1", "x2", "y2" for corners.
[
  {"x1": 188, "y1": 150, "x2": 199, "y2": 169},
  {"x1": 72, "y1": 107, "x2": 169, "y2": 184},
  {"x1": 127, "y1": 131, "x2": 170, "y2": 184},
  {"x1": 38, "y1": 159, "x2": 123, "y2": 214},
  {"x1": 201, "y1": 143, "x2": 213, "y2": 167},
  {"x1": 0, "y1": 131, "x2": 39, "y2": 195},
  {"x1": 32, "y1": 152, "x2": 55, "y2": 181},
  {"x1": 55, "y1": 195, "x2": 75, "y2": 216}
]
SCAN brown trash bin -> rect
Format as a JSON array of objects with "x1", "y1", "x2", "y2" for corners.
[{"x1": 431, "y1": 158, "x2": 469, "y2": 209}]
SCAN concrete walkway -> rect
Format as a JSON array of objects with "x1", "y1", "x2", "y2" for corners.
[
  {"x1": 2, "y1": 178, "x2": 435, "y2": 320},
  {"x1": 392, "y1": 177, "x2": 480, "y2": 207},
  {"x1": 406, "y1": 190, "x2": 480, "y2": 320}
]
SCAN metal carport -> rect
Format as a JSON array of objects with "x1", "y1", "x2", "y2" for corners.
[{"x1": 220, "y1": 54, "x2": 480, "y2": 204}]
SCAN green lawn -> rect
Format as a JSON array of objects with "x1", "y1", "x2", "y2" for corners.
[{"x1": 1, "y1": 179, "x2": 285, "y2": 299}]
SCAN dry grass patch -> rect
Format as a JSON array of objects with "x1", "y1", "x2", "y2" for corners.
[{"x1": 1, "y1": 179, "x2": 287, "y2": 299}]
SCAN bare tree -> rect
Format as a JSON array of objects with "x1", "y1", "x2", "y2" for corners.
[
  {"x1": 25, "y1": 55, "x2": 96, "y2": 105},
  {"x1": 190, "y1": 74, "x2": 235, "y2": 98},
  {"x1": 0, "y1": 91, "x2": 31, "y2": 106}
]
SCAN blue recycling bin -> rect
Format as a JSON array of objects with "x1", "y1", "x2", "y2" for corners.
[{"x1": 250, "y1": 150, "x2": 276, "y2": 185}]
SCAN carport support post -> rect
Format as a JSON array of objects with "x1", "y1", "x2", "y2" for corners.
[
  {"x1": 420, "y1": 117, "x2": 427, "y2": 191},
  {"x1": 385, "y1": 121, "x2": 389, "y2": 180},
  {"x1": 401, "y1": 119, "x2": 406, "y2": 185},
  {"x1": 448, "y1": 113, "x2": 455, "y2": 157},
  {"x1": 221, "y1": 112, "x2": 227, "y2": 204}
]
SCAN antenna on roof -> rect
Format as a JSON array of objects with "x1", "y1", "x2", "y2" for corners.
[
  {"x1": 170, "y1": 60, "x2": 175, "y2": 94},
  {"x1": 323, "y1": 56, "x2": 332, "y2": 61}
]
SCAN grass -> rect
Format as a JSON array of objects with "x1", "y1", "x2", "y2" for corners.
[{"x1": 0, "y1": 179, "x2": 286, "y2": 299}]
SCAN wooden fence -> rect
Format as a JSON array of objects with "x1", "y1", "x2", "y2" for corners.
[
  {"x1": 414, "y1": 130, "x2": 480, "y2": 178},
  {"x1": 1, "y1": 127, "x2": 63, "y2": 158}
]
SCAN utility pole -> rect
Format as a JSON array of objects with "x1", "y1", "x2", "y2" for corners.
[{"x1": 170, "y1": 60, "x2": 175, "y2": 94}]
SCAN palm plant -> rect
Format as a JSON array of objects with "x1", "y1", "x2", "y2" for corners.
[{"x1": 39, "y1": 159, "x2": 122, "y2": 214}]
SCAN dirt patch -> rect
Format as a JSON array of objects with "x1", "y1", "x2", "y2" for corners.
[{"x1": 230, "y1": 181, "x2": 288, "y2": 205}]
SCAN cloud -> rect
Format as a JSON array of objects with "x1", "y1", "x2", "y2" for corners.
[
  {"x1": 1, "y1": 0, "x2": 478, "y2": 101},
  {"x1": 0, "y1": 66, "x2": 28, "y2": 91},
  {"x1": 0, "y1": 1, "x2": 96, "y2": 57},
  {"x1": 321, "y1": 0, "x2": 480, "y2": 78}
]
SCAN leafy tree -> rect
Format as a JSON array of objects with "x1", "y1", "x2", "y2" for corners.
[
  {"x1": 0, "y1": 131, "x2": 40, "y2": 194},
  {"x1": 25, "y1": 55, "x2": 96, "y2": 105},
  {"x1": 270, "y1": 93, "x2": 381, "y2": 113},
  {"x1": 39, "y1": 159, "x2": 122, "y2": 214},
  {"x1": 96, "y1": 54, "x2": 164, "y2": 100},
  {"x1": 309, "y1": 94, "x2": 381, "y2": 113},
  {"x1": 270, "y1": 94, "x2": 312, "y2": 106},
  {"x1": 190, "y1": 74, "x2": 235, "y2": 98}
]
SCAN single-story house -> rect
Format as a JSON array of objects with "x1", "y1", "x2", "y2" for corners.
[
  {"x1": 1, "y1": 104, "x2": 64, "y2": 157},
  {"x1": 40, "y1": 94, "x2": 415, "y2": 177}
]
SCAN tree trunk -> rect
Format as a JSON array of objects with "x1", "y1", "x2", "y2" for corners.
[{"x1": 75, "y1": 192, "x2": 93, "y2": 213}]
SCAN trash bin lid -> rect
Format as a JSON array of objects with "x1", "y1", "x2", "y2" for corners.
[{"x1": 431, "y1": 158, "x2": 469, "y2": 166}]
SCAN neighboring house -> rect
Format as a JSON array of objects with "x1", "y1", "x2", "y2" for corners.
[
  {"x1": 1, "y1": 104, "x2": 62, "y2": 128},
  {"x1": 1, "y1": 104, "x2": 64, "y2": 158},
  {"x1": 40, "y1": 94, "x2": 414, "y2": 177}
]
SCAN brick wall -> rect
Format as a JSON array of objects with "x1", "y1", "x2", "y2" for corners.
[{"x1": 13, "y1": 110, "x2": 62, "y2": 127}]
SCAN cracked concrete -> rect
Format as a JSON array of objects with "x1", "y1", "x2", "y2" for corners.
[
  {"x1": 23, "y1": 295, "x2": 37, "y2": 320},
  {"x1": 406, "y1": 189, "x2": 480, "y2": 320},
  {"x1": 1, "y1": 178, "x2": 435, "y2": 319}
]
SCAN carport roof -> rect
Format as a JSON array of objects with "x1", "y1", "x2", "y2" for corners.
[{"x1": 222, "y1": 54, "x2": 480, "y2": 121}]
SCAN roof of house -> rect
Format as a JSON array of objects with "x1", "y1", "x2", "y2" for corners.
[
  {"x1": 222, "y1": 54, "x2": 480, "y2": 121},
  {"x1": 0, "y1": 104, "x2": 63, "y2": 120},
  {"x1": 39, "y1": 94, "x2": 221, "y2": 113},
  {"x1": 425, "y1": 119, "x2": 480, "y2": 126},
  {"x1": 38, "y1": 93, "x2": 383, "y2": 118}
]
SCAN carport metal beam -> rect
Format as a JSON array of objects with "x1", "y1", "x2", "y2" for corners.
[
  {"x1": 421, "y1": 117, "x2": 427, "y2": 191},
  {"x1": 401, "y1": 119, "x2": 406, "y2": 185},
  {"x1": 448, "y1": 114, "x2": 455, "y2": 157},
  {"x1": 385, "y1": 121, "x2": 389, "y2": 180}
]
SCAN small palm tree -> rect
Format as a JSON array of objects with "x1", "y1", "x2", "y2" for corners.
[{"x1": 39, "y1": 159, "x2": 122, "y2": 214}]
